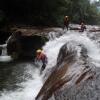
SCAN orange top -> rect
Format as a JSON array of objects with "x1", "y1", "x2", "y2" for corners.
[{"x1": 36, "y1": 53, "x2": 46, "y2": 60}]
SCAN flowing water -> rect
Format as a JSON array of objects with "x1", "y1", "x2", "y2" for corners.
[
  {"x1": 0, "y1": 26, "x2": 100, "y2": 100},
  {"x1": 0, "y1": 44, "x2": 12, "y2": 62}
]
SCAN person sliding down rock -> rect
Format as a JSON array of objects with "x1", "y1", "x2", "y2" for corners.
[{"x1": 35, "y1": 49, "x2": 48, "y2": 73}]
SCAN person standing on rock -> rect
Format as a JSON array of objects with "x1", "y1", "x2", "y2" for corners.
[
  {"x1": 63, "y1": 16, "x2": 69, "y2": 30},
  {"x1": 35, "y1": 49, "x2": 48, "y2": 73}
]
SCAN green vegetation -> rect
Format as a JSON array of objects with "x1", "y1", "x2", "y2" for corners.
[
  {"x1": 61, "y1": 0, "x2": 100, "y2": 25},
  {"x1": 0, "y1": 10, "x2": 7, "y2": 28},
  {"x1": 0, "y1": 0, "x2": 100, "y2": 26}
]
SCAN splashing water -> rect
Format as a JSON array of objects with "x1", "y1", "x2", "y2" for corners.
[
  {"x1": 0, "y1": 29, "x2": 100, "y2": 100},
  {"x1": 0, "y1": 64, "x2": 43, "y2": 100},
  {"x1": 43, "y1": 31, "x2": 100, "y2": 69}
]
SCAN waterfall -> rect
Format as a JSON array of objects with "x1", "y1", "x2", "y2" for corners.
[
  {"x1": 0, "y1": 36, "x2": 12, "y2": 62},
  {"x1": 0, "y1": 44, "x2": 7, "y2": 56},
  {"x1": 0, "y1": 26, "x2": 100, "y2": 100},
  {"x1": 0, "y1": 35, "x2": 12, "y2": 56}
]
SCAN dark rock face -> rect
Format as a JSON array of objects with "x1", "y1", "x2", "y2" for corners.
[
  {"x1": 7, "y1": 31, "x2": 48, "y2": 60},
  {"x1": 36, "y1": 41, "x2": 96, "y2": 100},
  {"x1": 0, "y1": 31, "x2": 11, "y2": 44}
]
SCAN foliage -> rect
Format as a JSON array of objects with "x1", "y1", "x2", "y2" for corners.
[
  {"x1": 64, "y1": 0, "x2": 100, "y2": 24},
  {"x1": 0, "y1": 10, "x2": 7, "y2": 28},
  {"x1": 0, "y1": 0, "x2": 100, "y2": 26}
]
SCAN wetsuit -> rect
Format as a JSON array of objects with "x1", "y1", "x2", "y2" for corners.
[
  {"x1": 36, "y1": 53, "x2": 47, "y2": 72},
  {"x1": 64, "y1": 18, "x2": 69, "y2": 30}
]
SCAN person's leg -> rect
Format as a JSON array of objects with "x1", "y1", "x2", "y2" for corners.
[
  {"x1": 40, "y1": 63, "x2": 46, "y2": 74},
  {"x1": 41, "y1": 63, "x2": 46, "y2": 71},
  {"x1": 66, "y1": 24, "x2": 69, "y2": 30}
]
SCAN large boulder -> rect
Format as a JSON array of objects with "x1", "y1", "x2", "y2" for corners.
[
  {"x1": 7, "y1": 31, "x2": 48, "y2": 60},
  {"x1": 36, "y1": 41, "x2": 96, "y2": 100}
]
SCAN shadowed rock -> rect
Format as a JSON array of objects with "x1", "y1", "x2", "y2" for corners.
[{"x1": 7, "y1": 31, "x2": 48, "y2": 60}]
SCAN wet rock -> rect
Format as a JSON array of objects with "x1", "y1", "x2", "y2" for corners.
[
  {"x1": 70, "y1": 27, "x2": 80, "y2": 30},
  {"x1": 36, "y1": 41, "x2": 96, "y2": 100}
]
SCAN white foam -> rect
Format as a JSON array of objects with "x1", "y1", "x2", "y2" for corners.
[
  {"x1": 0, "y1": 64, "x2": 43, "y2": 100},
  {"x1": 43, "y1": 31, "x2": 100, "y2": 68},
  {"x1": 0, "y1": 56, "x2": 12, "y2": 62}
]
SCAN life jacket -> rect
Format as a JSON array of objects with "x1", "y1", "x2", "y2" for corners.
[{"x1": 36, "y1": 53, "x2": 47, "y2": 63}]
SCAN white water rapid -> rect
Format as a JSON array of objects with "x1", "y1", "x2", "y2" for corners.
[
  {"x1": 0, "y1": 28, "x2": 100, "y2": 100},
  {"x1": 43, "y1": 30, "x2": 100, "y2": 69},
  {"x1": 0, "y1": 63, "x2": 43, "y2": 100}
]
